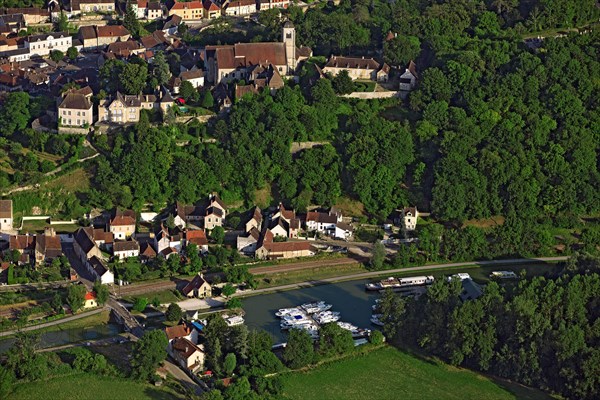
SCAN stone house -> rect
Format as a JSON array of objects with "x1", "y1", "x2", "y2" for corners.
[
  {"x1": 165, "y1": 323, "x2": 199, "y2": 343},
  {"x1": 183, "y1": 229, "x2": 208, "y2": 253},
  {"x1": 87, "y1": 255, "x2": 114, "y2": 284},
  {"x1": 58, "y1": 86, "x2": 94, "y2": 128},
  {"x1": 113, "y1": 239, "x2": 140, "y2": 260},
  {"x1": 71, "y1": 0, "x2": 115, "y2": 14},
  {"x1": 181, "y1": 273, "x2": 212, "y2": 298},
  {"x1": 400, "y1": 206, "x2": 418, "y2": 231},
  {"x1": 271, "y1": 203, "x2": 300, "y2": 238},
  {"x1": 0, "y1": 199, "x2": 13, "y2": 232},
  {"x1": 259, "y1": 0, "x2": 290, "y2": 10},
  {"x1": 222, "y1": 0, "x2": 256, "y2": 16},
  {"x1": 255, "y1": 238, "x2": 317, "y2": 260},
  {"x1": 109, "y1": 209, "x2": 136, "y2": 240},
  {"x1": 168, "y1": 0, "x2": 203, "y2": 21},
  {"x1": 399, "y1": 60, "x2": 418, "y2": 91},
  {"x1": 236, "y1": 227, "x2": 260, "y2": 254},
  {"x1": 323, "y1": 55, "x2": 381, "y2": 81},
  {"x1": 305, "y1": 209, "x2": 342, "y2": 234},
  {"x1": 202, "y1": 0, "x2": 220, "y2": 18},
  {"x1": 170, "y1": 338, "x2": 204, "y2": 372},
  {"x1": 179, "y1": 69, "x2": 204, "y2": 88},
  {"x1": 34, "y1": 228, "x2": 62, "y2": 264},
  {"x1": 147, "y1": 2, "x2": 163, "y2": 19},
  {"x1": 78, "y1": 25, "x2": 130, "y2": 50},
  {"x1": 134, "y1": 0, "x2": 147, "y2": 18},
  {"x1": 245, "y1": 206, "x2": 262, "y2": 232},
  {"x1": 73, "y1": 227, "x2": 103, "y2": 266},
  {"x1": 25, "y1": 31, "x2": 72, "y2": 57},
  {"x1": 9, "y1": 234, "x2": 35, "y2": 264}
]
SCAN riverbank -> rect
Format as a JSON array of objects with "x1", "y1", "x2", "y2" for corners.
[
  {"x1": 235, "y1": 256, "x2": 568, "y2": 298},
  {"x1": 280, "y1": 345, "x2": 551, "y2": 400},
  {"x1": 0, "y1": 307, "x2": 108, "y2": 338}
]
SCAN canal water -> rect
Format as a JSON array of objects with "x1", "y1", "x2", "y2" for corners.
[
  {"x1": 242, "y1": 279, "x2": 379, "y2": 342},
  {"x1": 0, "y1": 323, "x2": 121, "y2": 354}
]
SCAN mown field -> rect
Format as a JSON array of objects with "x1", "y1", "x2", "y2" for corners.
[
  {"x1": 280, "y1": 346, "x2": 552, "y2": 400},
  {"x1": 10, "y1": 373, "x2": 182, "y2": 400}
]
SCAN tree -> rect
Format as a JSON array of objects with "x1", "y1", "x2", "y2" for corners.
[
  {"x1": 133, "y1": 297, "x2": 148, "y2": 312},
  {"x1": 165, "y1": 303, "x2": 183, "y2": 322},
  {"x1": 223, "y1": 353, "x2": 237, "y2": 376},
  {"x1": 54, "y1": 11, "x2": 69, "y2": 32},
  {"x1": 369, "y1": 330, "x2": 384, "y2": 345},
  {"x1": 0, "y1": 92, "x2": 30, "y2": 137},
  {"x1": 211, "y1": 226, "x2": 225, "y2": 244},
  {"x1": 120, "y1": 61, "x2": 148, "y2": 95},
  {"x1": 318, "y1": 322, "x2": 354, "y2": 357},
  {"x1": 369, "y1": 242, "x2": 386, "y2": 270},
  {"x1": 0, "y1": 366, "x2": 14, "y2": 399},
  {"x1": 67, "y1": 46, "x2": 78, "y2": 60},
  {"x1": 332, "y1": 70, "x2": 354, "y2": 94},
  {"x1": 93, "y1": 281, "x2": 109, "y2": 305},
  {"x1": 123, "y1": 4, "x2": 141, "y2": 38},
  {"x1": 49, "y1": 50, "x2": 64, "y2": 63},
  {"x1": 187, "y1": 244, "x2": 203, "y2": 274},
  {"x1": 179, "y1": 81, "x2": 199, "y2": 103},
  {"x1": 67, "y1": 284, "x2": 86, "y2": 312},
  {"x1": 384, "y1": 35, "x2": 421, "y2": 66},
  {"x1": 5, "y1": 333, "x2": 47, "y2": 381},
  {"x1": 131, "y1": 330, "x2": 168, "y2": 380},
  {"x1": 199, "y1": 390, "x2": 224, "y2": 400},
  {"x1": 201, "y1": 90, "x2": 214, "y2": 109},
  {"x1": 226, "y1": 298, "x2": 242, "y2": 309},
  {"x1": 221, "y1": 283, "x2": 236, "y2": 297},
  {"x1": 282, "y1": 329, "x2": 314, "y2": 369},
  {"x1": 152, "y1": 51, "x2": 171, "y2": 86}
]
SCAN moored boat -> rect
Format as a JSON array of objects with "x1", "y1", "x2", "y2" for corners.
[
  {"x1": 370, "y1": 314, "x2": 384, "y2": 326},
  {"x1": 300, "y1": 301, "x2": 332, "y2": 314}
]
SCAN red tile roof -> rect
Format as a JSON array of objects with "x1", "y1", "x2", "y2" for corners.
[
  {"x1": 185, "y1": 230, "x2": 208, "y2": 246},
  {"x1": 170, "y1": 0, "x2": 203, "y2": 10},
  {"x1": 85, "y1": 291, "x2": 96, "y2": 300},
  {"x1": 165, "y1": 324, "x2": 191, "y2": 340},
  {"x1": 97, "y1": 25, "x2": 130, "y2": 38}
]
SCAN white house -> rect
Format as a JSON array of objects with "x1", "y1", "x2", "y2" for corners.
[
  {"x1": 165, "y1": 323, "x2": 199, "y2": 343},
  {"x1": 87, "y1": 255, "x2": 114, "y2": 285},
  {"x1": 25, "y1": 31, "x2": 72, "y2": 57},
  {"x1": 109, "y1": 209, "x2": 136, "y2": 240},
  {"x1": 179, "y1": 69, "x2": 204, "y2": 88},
  {"x1": 113, "y1": 240, "x2": 140, "y2": 261},
  {"x1": 305, "y1": 209, "x2": 342, "y2": 234},
  {"x1": 334, "y1": 222, "x2": 353, "y2": 240},
  {"x1": 170, "y1": 338, "x2": 204, "y2": 372},
  {"x1": 236, "y1": 227, "x2": 260, "y2": 254},
  {"x1": 134, "y1": 0, "x2": 147, "y2": 18},
  {"x1": 0, "y1": 200, "x2": 13, "y2": 232},
  {"x1": 399, "y1": 60, "x2": 418, "y2": 91},
  {"x1": 401, "y1": 206, "x2": 419, "y2": 231}
]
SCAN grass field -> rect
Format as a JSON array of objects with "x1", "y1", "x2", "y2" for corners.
[
  {"x1": 256, "y1": 263, "x2": 367, "y2": 289},
  {"x1": 31, "y1": 310, "x2": 111, "y2": 335},
  {"x1": 280, "y1": 346, "x2": 551, "y2": 400},
  {"x1": 10, "y1": 373, "x2": 183, "y2": 400}
]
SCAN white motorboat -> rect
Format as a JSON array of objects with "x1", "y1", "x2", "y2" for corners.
[
  {"x1": 300, "y1": 301, "x2": 332, "y2": 314},
  {"x1": 280, "y1": 311, "x2": 312, "y2": 329},
  {"x1": 276, "y1": 307, "x2": 301, "y2": 317},
  {"x1": 313, "y1": 311, "x2": 341, "y2": 325},
  {"x1": 290, "y1": 323, "x2": 320, "y2": 339},
  {"x1": 490, "y1": 271, "x2": 518, "y2": 279},
  {"x1": 337, "y1": 321, "x2": 358, "y2": 332},
  {"x1": 447, "y1": 273, "x2": 471, "y2": 282},
  {"x1": 370, "y1": 314, "x2": 384, "y2": 326},
  {"x1": 224, "y1": 315, "x2": 244, "y2": 327}
]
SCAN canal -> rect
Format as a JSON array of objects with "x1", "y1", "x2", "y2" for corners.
[
  {"x1": 0, "y1": 323, "x2": 122, "y2": 354},
  {"x1": 242, "y1": 278, "x2": 379, "y2": 342},
  {"x1": 241, "y1": 262, "x2": 562, "y2": 342}
]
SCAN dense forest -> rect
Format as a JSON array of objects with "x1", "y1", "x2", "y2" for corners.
[
  {"x1": 379, "y1": 253, "x2": 600, "y2": 400},
  {"x1": 1, "y1": 0, "x2": 599, "y2": 228}
]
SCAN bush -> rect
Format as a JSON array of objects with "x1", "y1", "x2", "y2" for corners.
[
  {"x1": 369, "y1": 330, "x2": 385, "y2": 345},
  {"x1": 132, "y1": 297, "x2": 148, "y2": 312}
]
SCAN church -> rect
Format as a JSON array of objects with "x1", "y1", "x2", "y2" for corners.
[{"x1": 204, "y1": 21, "x2": 312, "y2": 85}]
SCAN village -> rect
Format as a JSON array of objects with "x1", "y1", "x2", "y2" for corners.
[{"x1": 0, "y1": 1, "x2": 418, "y2": 135}]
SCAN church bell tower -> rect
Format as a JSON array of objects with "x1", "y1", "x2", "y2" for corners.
[{"x1": 282, "y1": 20, "x2": 296, "y2": 75}]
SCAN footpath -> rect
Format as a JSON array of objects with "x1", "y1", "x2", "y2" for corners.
[{"x1": 234, "y1": 256, "x2": 569, "y2": 297}]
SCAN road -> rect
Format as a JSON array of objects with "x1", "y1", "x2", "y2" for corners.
[
  {"x1": 164, "y1": 358, "x2": 203, "y2": 395},
  {"x1": 233, "y1": 256, "x2": 569, "y2": 297},
  {"x1": 0, "y1": 307, "x2": 107, "y2": 338}
]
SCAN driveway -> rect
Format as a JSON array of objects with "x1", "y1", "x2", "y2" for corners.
[{"x1": 164, "y1": 358, "x2": 203, "y2": 395}]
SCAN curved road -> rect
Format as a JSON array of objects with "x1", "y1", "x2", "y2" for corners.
[{"x1": 233, "y1": 256, "x2": 569, "y2": 297}]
